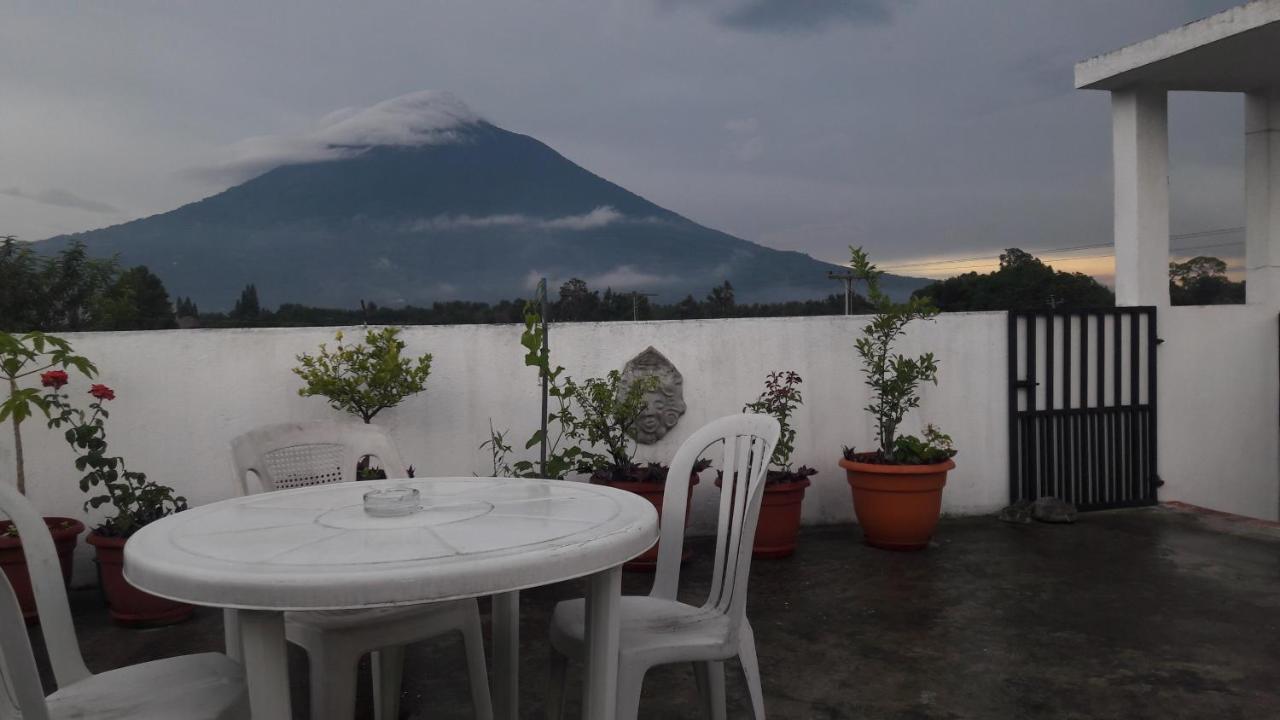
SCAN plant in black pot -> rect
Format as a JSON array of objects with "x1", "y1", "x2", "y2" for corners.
[
  {"x1": 728, "y1": 370, "x2": 817, "y2": 558},
  {"x1": 837, "y1": 246, "x2": 958, "y2": 551}
]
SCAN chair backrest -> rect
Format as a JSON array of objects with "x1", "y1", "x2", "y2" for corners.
[
  {"x1": 0, "y1": 480, "x2": 90, "y2": 718},
  {"x1": 230, "y1": 421, "x2": 408, "y2": 495},
  {"x1": 650, "y1": 414, "x2": 780, "y2": 631}
]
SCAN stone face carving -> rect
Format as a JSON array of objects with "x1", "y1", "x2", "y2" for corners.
[{"x1": 621, "y1": 346, "x2": 685, "y2": 444}]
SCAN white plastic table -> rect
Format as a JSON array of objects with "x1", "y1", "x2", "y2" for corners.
[{"x1": 124, "y1": 477, "x2": 659, "y2": 720}]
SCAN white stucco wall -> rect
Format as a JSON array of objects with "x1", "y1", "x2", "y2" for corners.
[
  {"x1": 0, "y1": 314, "x2": 1009, "y2": 541},
  {"x1": 1158, "y1": 305, "x2": 1279, "y2": 520},
  {"x1": 3, "y1": 307, "x2": 1274, "y2": 587}
]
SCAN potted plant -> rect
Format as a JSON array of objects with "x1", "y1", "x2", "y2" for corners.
[
  {"x1": 293, "y1": 327, "x2": 431, "y2": 477},
  {"x1": 0, "y1": 331, "x2": 95, "y2": 623},
  {"x1": 573, "y1": 371, "x2": 708, "y2": 570},
  {"x1": 42, "y1": 377, "x2": 192, "y2": 625},
  {"x1": 837, "y1": 247, "x2": 957, "y2": 551},
  {"x1": 724, "y1": 371, "x2": 816, "y2": 558}
]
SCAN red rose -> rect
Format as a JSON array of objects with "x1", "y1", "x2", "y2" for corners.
[
  {"x1": 40, "y1": 370, "x2": 69, "y2": 389},
  {"x1": 89, "y1": 384, "x2": 116, "y2": 401}
]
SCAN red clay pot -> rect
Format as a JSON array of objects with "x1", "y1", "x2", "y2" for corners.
[
  {"x1": 839, "y1": 456, "x2": 954, "y2": 551},
  {"x1": 600, "y1": 473, "x2": 700, "y2": 571},
  {"x1": 715, "y1": 472, "x2": 810, "y2": 558},
  {"x1": 0, "y1": 517, "x2": 84, "y2": 625},
  {"x1": 87, "y1": 532, "x2": 193, "y2": 627}
]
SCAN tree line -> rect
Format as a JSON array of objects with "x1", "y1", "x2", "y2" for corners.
[
  {"x1": 1, "y1": 238, "x2": 177, "y2": 333},
  {"x1": 194, "y1": 278, "x2": 868, "y2": 327},
  {"x1": 0, "y1": 238, "x2": 1248, "y2": 334}
]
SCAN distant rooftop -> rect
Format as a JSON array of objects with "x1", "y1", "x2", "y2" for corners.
[{"x1": 1075, "y1": 0, "x2": 1280, "y2": 92}]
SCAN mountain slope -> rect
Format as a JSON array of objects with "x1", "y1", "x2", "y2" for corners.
[{"x1": 38, "y1": 107, "x2": 926, "y2": 310}]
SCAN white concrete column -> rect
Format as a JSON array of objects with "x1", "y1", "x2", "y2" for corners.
[
  {"x1": 1112, "y1": 89, "x2": 1170, "y2": 307},
  {"x1": 1246, "y1": 90, "x2": 1280, "y2": 307}
]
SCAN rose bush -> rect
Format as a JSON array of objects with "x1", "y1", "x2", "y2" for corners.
[{"x1": 44, "y1": 378, "x2": 186, "y2": 537}]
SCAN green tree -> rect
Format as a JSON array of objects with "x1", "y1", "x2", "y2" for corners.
[
  {"x1": 555, "y1": 278, "x2": 600, "y2": 321},
  {"x1": 704, "y1": 280, "x2": 736, "y2": 316},
  {"x1": 231, "y1": 284, "x2": 261, "y2": 320},
  {"x1": 850, "y1": 247, "x2": 943, "y2": 459},
  {"x1": 1169, "y1": 256, "x2": 1244, "y2": 305},
  {"x1": 0, "y1": 237, "x2": 44, "y2": 332},
  {"x1": 293, "y1": 327, "x2": 433, "y2": 423},
  {"x1": 913, "y1": 248, "x2": 1114, "y2": 311},
  {"x1": 40, "y1": 241, "x2": 118, "y2": 330},
  {"x1": 94, "y1": 266, "x2": 177, "y2": 330},
  {"x1": 175, "y1": 296, "x2": 199, "y2": 318}
]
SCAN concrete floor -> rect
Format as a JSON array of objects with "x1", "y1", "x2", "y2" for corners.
[{"x1": 30, "y1": 506, "x2": 1280, "y2": 719}]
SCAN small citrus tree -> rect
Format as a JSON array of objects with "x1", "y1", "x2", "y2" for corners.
[
  {"x1": 293, "y1": 327, "x2": 432, "y2": 424},
  {"x1": 848, "y1": 247, "x2": 955, "y2": 463}
]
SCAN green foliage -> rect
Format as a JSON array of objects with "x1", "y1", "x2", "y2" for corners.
[
  {"x1": 889, "y1": 425, "x2": 957, "y2": 465},
  {"x1": 44, "y1": 381, "x2": 186, "y2": 537},
  {"x1": 744, "y1": 370, "x2": 804, "y2": 472},
  {"x1": 489, "y1": 299, "x2": 661, "y2": 481},
  {"x1": 704, "y1": 281, "x2": 735, "y2": 315},
  {"x1": 570, "y1": 371, "x2": 659, "y2": 481},
  {"x1": 0, "y1": 331, "x2": 98, "y2": 495},
  {"x1": 850, "y1": 247, "x2": 950, "y2": 462},
  {"x1": 1169, "y1": 256, "x2": 1244, "y2": 306},
  {"x1": 479, "y1": 420, "x2": 516, "y2": 477},
  {"x1": 175, "y1": 296, "x2": 199, "y2": 318},
  {"x1": 0, "y1": 238, "x2": 178, "y2": 332},
  {"x1": 231, "y1": 284, "x2": 261, "y2": 320},
  {"x1": 293, "y1": 327, "x2": 433, "y2": 423},
  {"x1": 510, "y1": 301, "x2": 585, "y2": 479},
  {"x1": 913, "y1": 248, "x2": 1114, "y2": 311},
  {"x1": 93, "y1": 266, "x2": 178, "y2": 331}
]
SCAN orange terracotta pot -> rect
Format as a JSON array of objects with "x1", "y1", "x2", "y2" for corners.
[
  {"x1": 839, "y1": 456, "x2": 954, "y2": 551},
  {"x1": 602, "y1": 474, "x2": 699, "y2": 571},
  {"x1": 0, "y1": 517, "x2": 84, "y2": 625},
  {"x1": 87, "y1": 532, "x2": 193, "y2": 627},
  {"x1": 715, "y1": 473, "x2": 810, "y2": 558}
]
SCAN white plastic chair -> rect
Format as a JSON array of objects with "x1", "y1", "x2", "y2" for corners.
[
  {"x1": 229, "y1": 421, "x2": 493, "y2": 720},
  {"x1": 546, "y1": 414, "x2": 781, "y2": 720},
  {"x1": 0, "y1": 480, "x2": 249, "y2": 720}
]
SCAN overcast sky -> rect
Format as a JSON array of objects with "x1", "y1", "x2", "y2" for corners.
[{"x1": 1, "y1": 0, "x2": 1249, "y2": 278}]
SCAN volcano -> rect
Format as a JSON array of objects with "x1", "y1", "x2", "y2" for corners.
[{"x1": 37, "y1": 92, "x2": 925, "y2": 310}]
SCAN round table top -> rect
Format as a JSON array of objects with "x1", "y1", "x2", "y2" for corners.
[{"x1": 124, "y1": 477, "x2": 659, "y2": 611}]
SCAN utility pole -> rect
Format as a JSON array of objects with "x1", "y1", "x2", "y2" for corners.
[
  {"x1": 630, "y1": 292, "x2": 658, "y2": 321},
  {"x1": 827, "y1": 270, "x2": 856, "y2": 315},
  {"x1": 535, "y1": 278, "x2": 549, "y2": 477}
]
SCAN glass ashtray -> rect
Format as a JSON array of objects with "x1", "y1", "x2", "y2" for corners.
[{"x1": 363, "y1": 486, "x2": 422, "y2": 517}]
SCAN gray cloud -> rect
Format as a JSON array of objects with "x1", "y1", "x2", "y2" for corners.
[
  {"x1": 1, "y1": 186, "x2": 118, "y2": 214},
  {"x1": 402, "y1": 206, "x2": 628, "y2": 233},
  {"x1": 0, "y1": 0, "x2": 1248, "y2": 272},
  {"x1": 720, "y1": 0, "x2": 899, "y2": 32}
]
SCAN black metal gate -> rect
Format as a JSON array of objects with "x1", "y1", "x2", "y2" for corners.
[{"x1": 1008, "y1": 308, "x2": 1159, "y2": 510}]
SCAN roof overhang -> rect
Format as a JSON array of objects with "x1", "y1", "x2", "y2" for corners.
[{"x1": 1075, "y1": 0, "x2": 1280, "y2": 92}]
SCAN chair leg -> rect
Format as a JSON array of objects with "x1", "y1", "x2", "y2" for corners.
[
  {"x1": 738, "y1": 625, "x2": 766, "y2": 720},
  {"x1": 461, "y1": 610, "x2": 495, "y2": 720},
  {"x1": 545, "y1": 651, "x2": 569, "y2": 720},
  {"x1": 372, "y1": 646, "x2": 406, "y2": 720},
  {"x1": 614, "y1": 662, "x2": 645, "y2": 720},
  {"x1": 696, "y1": 662, "x2": 726, "y2": 720},
  {"x1": 308, "y1": 645, "x2": 359, "y2": 720},
  {"x1": 693, "y1": 662, "x2": 708, "y2": 711}
]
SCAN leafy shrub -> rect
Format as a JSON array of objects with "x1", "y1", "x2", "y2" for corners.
[{"x1": 293, "y1": 327, "x2": 432, "y2": 423}]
